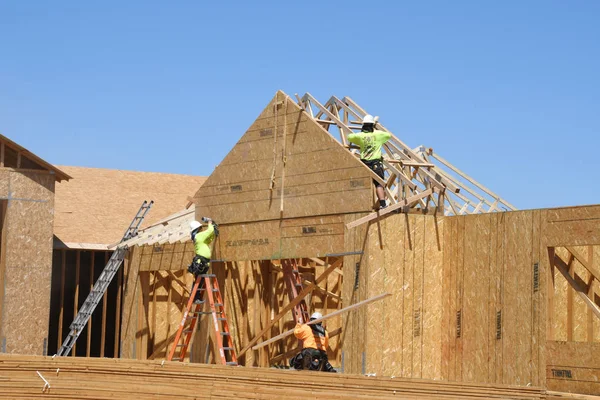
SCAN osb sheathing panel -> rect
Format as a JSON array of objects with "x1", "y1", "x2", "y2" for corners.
[
  {"x1": 344, "y1": 213, "x2": 444, "y2": 378},
  {"x1": 0, "y1": 170, "x2": 9, "y2": 197},
  {"x1": 136, "y1": 242, "x2": 195, "y2": 272},
  {"x1": 194, "y1": 91, "x2": 372, "y2": 225},
  {"x1": 340, "y1": 212, "x2": 368, "y2": 374},
  {"x1": 546, "y1": 340, "x2": 600, "y2": 395},
  {"x1": 439, "y1": 210, "x2": 544, "y2": 387},
  {"x1": 0, "y1": 170, "x2": 55, "y2": 355},
  {"x1": 212, "y1": 215, "x2": 346, "y2": 261},
  {"x1": 542, "y1": 205, "x2": 600, "y2": 246}
]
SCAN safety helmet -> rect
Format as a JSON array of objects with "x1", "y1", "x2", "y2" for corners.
[
  {"x1": 189, "y1": 220, "x2": 202, "y2": 231},
  {"x1": 362, "y1": 114, "x2": 375, "y2": 124},
  {"x1": 310, "y1": 312, "x2": 322, "y2": 320}
]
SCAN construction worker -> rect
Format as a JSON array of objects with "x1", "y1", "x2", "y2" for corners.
[
  {"x1": 188, "y1": 217, "x2": 218, "y2": 303},
  {"x1": 348, "y1": 114, "x2": 392, "y2": 209},
  {"x1": 289, "y1": 312, "x2": 336, "y2": 372}
]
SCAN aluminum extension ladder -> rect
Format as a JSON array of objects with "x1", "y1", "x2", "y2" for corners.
[
  {"x1": 168, "y1": 274, "x2": 238, "y2": 366},
  {"x1": 56, "y1": 200, "x2": 153, "y2": 356}
]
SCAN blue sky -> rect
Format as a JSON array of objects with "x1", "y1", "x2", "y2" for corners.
[{"x1": 1, "y1": 1, "x2": 599, "y2": 210}]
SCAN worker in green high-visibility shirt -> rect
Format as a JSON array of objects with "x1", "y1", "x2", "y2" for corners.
[
  {"x1": 348, "y1": 115, "x2": 392, "y2": 209},
  {"x1": 188, "y1": 217, "x2": 218, "y2": 303}
]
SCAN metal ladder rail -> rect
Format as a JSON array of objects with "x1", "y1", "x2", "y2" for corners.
[{"x1": 56, "y1": 200, "x2": 153, "y2": 356}]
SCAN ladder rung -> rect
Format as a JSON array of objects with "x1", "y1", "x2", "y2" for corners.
[
  {"x1": 220, "y1": 332, "x2": 230, "y2": 336},
  {"x1": 171, "y1": 357, "x2": 181, "y2": 361},
  {"x1": 226, "y1": 362, "x2": 238, "y2": 366},
  {"x1": 222, "y1": 347, "x2": 234, "y2": 350},
  {"x1": 214, "y1": 303, "x2": 223, "y2": 307},
  {"x1": 217, "y1": 318, "x2": 227, "y2": 321}
]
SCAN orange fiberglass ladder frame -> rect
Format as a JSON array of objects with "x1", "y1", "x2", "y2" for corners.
[{"x1": 167, "y1": 274, "x2": 238, "y2": 366}]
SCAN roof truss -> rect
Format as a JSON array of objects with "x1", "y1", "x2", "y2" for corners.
[{"x1": 297, "y1": 93, "x2": 516, "y2": 216}]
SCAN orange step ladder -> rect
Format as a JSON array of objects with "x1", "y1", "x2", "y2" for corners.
[{"x1": 167, "y1": 274, "x2": 238, "y2": 365}]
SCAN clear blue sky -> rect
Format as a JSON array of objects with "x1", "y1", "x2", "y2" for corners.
[{"x1": 1, "y1": 1, "x2": 599, "y2": 210}]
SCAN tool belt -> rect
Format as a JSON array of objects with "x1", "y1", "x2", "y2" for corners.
[
  {"x1": 290, "y1": 348, "x2": 328, "y2": 371},
  {"x1": 187, "y1": 255, "x2": 210, "y2": 276}
]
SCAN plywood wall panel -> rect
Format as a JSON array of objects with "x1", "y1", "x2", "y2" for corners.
[
  {"x1": 194, "y1": 92, "x2": 373, "y2": 226},
  {"x1": 422, "y1": 215, "x2": 443, "y2": 380},
  {"x1": 382, "y1": 216, "x2": 405, "y2": 377},
  {"x1": 411, "y1": 215, "x2": 425, "y2": 378},
  {"x1": 365, "y1": 218, "x2": 385, "y2": 376},
  {"x1": 546, "y1": 340, "x2": 600, "y2": 395},
  {"x1": 0, "y1": 171, "x2": 9, "y2": 197},
  {"x1": 543, "y1": 205, "x2": 600, "y2": 246},
  {"x1": 216, "y1": 215, "x2": 348, "y2": 261},
  {"x1": 2, "y1": 192, "x2": 54, "y2": 354},
  {"x1": 401, "y1": 215, "x2": 416, "y2": 377}
]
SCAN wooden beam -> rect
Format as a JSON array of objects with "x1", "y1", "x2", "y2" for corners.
[
  {"x1": 302, "y1": 279, "x2": 342, "y2": 301},
  {"x1": 72, "y1": 250, "x2": 80, "y2": 357},
  {"x1": 346, "y1": 188, "x2": 434, "y2": 229},
  {"x1": 57, "y1": 249, "x2": 66, "y2": 351},
  {"x1": 252, "y1": 292, "x2": 391, "y2": 350},
  {"x1": 566, "y1": 246, "x2": 600, "y2": 283},
  {"x1": 16, "y1": 152, "x2": 21, "y2": 168},
  {"x1": 237, "y1": 258, "x2": 344, "y2": 358},
  {"x1": 86, "y1": 251, "x2": 95, "y2": 357},
  {"x1": 0, "y1": 143, "x2": 4, "y2": 167},
  {"x1": 554, "y1": 253, "x2": 600, "y2": 320},
  {"x1": 429, "y1": 150, "x2": 517, "y2": 210},
  {"x1": 114, "y1": 264, "x2": 123, "y2": 358},
  {"x1": 100, "y1": 252, "x2": 108, "y2": 357}
]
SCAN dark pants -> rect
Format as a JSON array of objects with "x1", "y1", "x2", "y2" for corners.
[
  {"x1": 188, "y1": 255, "x2": 210, "y2": 300},
  {"x1": 290, "y1": 348, "x2": 336, "y2": 372},
  {"x1": 361, "y1": 159, "x2": 385, "y2": 188}
]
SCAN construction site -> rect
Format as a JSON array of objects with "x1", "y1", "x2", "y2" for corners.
[{"x1": 1, "y1": 90, "x2": 599, "y2": 399}]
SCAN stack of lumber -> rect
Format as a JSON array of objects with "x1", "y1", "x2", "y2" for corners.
[{"x1": 0, "y1": 354, "x2": 591, "y2": 400}]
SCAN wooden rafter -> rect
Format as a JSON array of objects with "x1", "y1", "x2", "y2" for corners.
[{"x1": 297, "y1": 93, "x2": 515, "y2": 216}]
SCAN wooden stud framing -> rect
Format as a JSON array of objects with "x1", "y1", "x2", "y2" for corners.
[
  {"x1": 57, "y1": 249, "x2": 66, "y2": 351},
  {"x1": 71, "y1": 250, "x2": 81, "y2": 357},
  {"x1": 0, "y1": 142, "x2": 4, "y2": 167},
  {"x1": 86, "y1": 251, "x2": 95, "y2": 357},
  {"x1": 100, "y1": 252, "x2": 109, "y2": 357}
]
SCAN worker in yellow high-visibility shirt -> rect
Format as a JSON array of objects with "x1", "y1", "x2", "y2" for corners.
[
  {"x1": 188, "y1": 218, "x2": 218, "y2": 303},
  {"x1": 348, "y1": 114, "x2": 392, "y2": 209},
  {"x1": 289, "y1": 312, "x2": 336, "y2": 372}
]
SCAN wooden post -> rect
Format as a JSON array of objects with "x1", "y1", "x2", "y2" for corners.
[
  {"x1": 72, "y1": 250, "x2": 80, "y2": 356},
  {"x1": 57, "y1": 249, "x2": 66, "y2": 350},
  {"x1": 114, "y1": 264, "x2": 123, "y2": 358},
  {"x1": 100, "y1": 252, "x2": 108, "y2": 357},
  {"x1": 0, "y1": 143, "x2": 4, "y2": 167},
  {"x1": 86, "y1": 251, "x2": 94, "y2": 357},
  {"x1": 16, "y1": 152, "x2": 21, "y2": 168}
]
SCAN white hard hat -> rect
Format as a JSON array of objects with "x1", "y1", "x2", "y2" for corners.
[
  {"x1": 362, "y1": 114, "x2": 375, "y2": 124},
  {"x1": 310, "y1": 312, "x2": 322, "y2": 320},
  {"x1": 190, "y1": 220, "x2": 202, "y2": 231}
]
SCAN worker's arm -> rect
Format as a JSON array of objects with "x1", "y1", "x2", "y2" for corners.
[
  {"x1": 324, "y1": 330, "x2": 330, "y2": 349},
  {"x1": 293, "y1": 323, "x2": 311, "y2": 340},
  {"x1": 194, "y1": 223, "x2": 215, "y2": 244},
  {"x1": 347, "y1": 133, "x2": 362, "y2": 146},
  {"x1": 374, "y1": 130, "x2": 392, "y2": 143}
]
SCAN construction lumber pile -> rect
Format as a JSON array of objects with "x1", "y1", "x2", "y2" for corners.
[{"x1": 0, "y1": 355, "x2": 556, "y2": 400}]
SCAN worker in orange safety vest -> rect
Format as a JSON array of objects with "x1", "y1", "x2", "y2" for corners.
[{"x1": 289, "y1": 312, "x2": 336, "y2": 372}]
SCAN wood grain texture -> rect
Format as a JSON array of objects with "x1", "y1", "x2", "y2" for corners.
[{"x1": 0, "y1": 354, "x2": 549, "y2": 399}]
